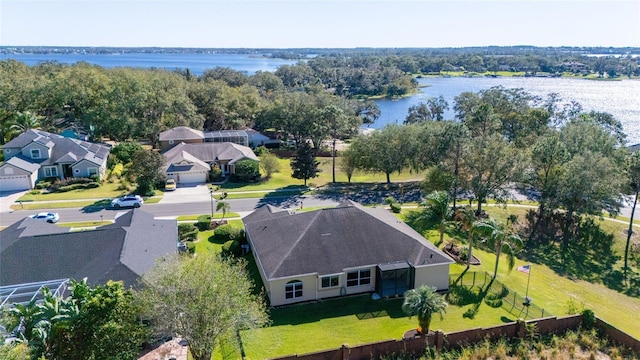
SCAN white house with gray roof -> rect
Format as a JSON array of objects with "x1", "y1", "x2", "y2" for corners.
[
  {"x1": 0, "y1": 129, "x2": 110, "y2": 192},
  {"x1": 243, "y1": 200, "x2": 454, "y2": 306}
]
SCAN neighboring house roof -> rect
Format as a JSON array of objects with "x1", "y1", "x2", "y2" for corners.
[
  {"x1": 0, "y1": 209, "x2": 177, "y2": 288},
  {"x1": 1, "y1": 156, "x2": 41, "y2": 173},
  {"x1": 159, "y1": 126, "x2": 204, "y2": 141},
  {"x1": 2, "y1": 129, "x2": 110, "y2": 168},
  {"x1": 162, "y1": 142, "x2": 258, "y2": 167},
  {"x1": 243, "y1": 200, "x2": 454, "y2": 281},
  {"x1": 164, "y1": 150, "x2": 210, "y2": 173}
]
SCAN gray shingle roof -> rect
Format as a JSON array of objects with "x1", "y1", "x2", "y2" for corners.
[
  {"x1": 2, "y1": 156, "x2": 41, "y2": 173},
  {"x1": 159, "y1": 126, "x2": 204, "y2": 141},
  {"x1": 0, "y1": 209, "x2": 177, "y2": 288},
  {"x1": 243, "y1": 201, "x2": 453, "y2": 281},
  {"x1": 162, "y1": 142, "x2": 258, "y2": 165},
  {"x1": 1, "y1": 129, "x2": 110, "y2": 168}
]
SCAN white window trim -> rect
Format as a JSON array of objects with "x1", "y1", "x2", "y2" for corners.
[
  {"x1": 346, "y1": 269, "x2": 371, "y2": 287},
  {"x1": 87, "y1": 167, "x2": 98, "y2": 176},
  {"x1": 44, "y1": 166, "x2": 58, "y2": 177},
  {"x1": 320, "y1": 275, "x2": 340, "y2": 289},
  {"x1": 30, "y1": 148, "x2": 41, "y2": 159},
  {"x1": 285, "y1": 280, "x2": 303, "y2": 299}
]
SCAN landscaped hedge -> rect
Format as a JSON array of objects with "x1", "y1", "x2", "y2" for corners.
[
  {"x1": 178, "y1": 223, "x2": 198, "y2": 242},
  {"x1": 196, "y1": 215, "x2": 211, "y2": 231},
  {"x1": 48, "y1": 177, "x2": 98, "y2": 192},
  {"x1": 213, "y1": 225, "x2": 245, "y2": 243}
]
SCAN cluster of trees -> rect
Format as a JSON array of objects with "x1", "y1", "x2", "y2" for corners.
[
  {"x1": 1, "y1": 253, "x2": 268, "y2": 360},
  {"x1": 0, "y1": 60, "x2": 380, "y2": 149},
  {"x1": 345, "y1": 86, "x2": 634, "y2": 280}
]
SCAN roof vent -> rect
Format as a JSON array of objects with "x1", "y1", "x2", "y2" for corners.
[{"x1": 321, "y1": 233, "x2": 331, "y2": 236}]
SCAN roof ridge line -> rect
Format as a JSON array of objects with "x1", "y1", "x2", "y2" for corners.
[{"x1": 270, "y1": 210, "x2": 322, "y2": 277}]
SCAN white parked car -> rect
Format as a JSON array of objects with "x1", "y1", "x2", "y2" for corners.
[
  {"x1": 30, "y1": 212, "x2": 60, "y2": 223},
  {"x1": 111, "y1": 195, "x2": 144, "y2": 209}
]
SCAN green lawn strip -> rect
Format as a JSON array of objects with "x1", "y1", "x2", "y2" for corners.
[
  {"x1": 17, "y1": 182, "x2": 127, "y2": 201},
  {"x1": 11, "y1": 200, "x2": 101, "y2": 210},
  {"x1": 175, "y1": 213, "x2": 241, "y2": 221}
]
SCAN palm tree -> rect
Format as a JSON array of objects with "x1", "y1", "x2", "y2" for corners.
[
  {"x1": 474, "y1": 218, "x2": 523, "y2": 278},
  {"x1": 10, "y1": 111, "x2": 41, "y2": 133},
  {"x1": 216, "y1": 201, "x2": 230, "y2": 221},
  {"x1": 420, "y1": 191, "x2": 452, "y2": 245},
  {"x1": 401, "y1": 285, "x2": 448, "y2": 334},
  {"x1": 454, "y1": 206, "x2": 478, "y2": 268}
]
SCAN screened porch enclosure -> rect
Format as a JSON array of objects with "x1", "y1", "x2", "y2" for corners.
[{"x1": 376, "y1": 261, "x2": 414, "y2": 297}]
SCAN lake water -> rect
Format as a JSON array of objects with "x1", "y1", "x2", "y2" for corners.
[
  {"x1": 0, "y1": 52, "x2": 299, "y2": 75},
  {"x1": 2, "y1": 53, "x2": 639, "y2": 143},
  {"x1": 373, "y1": 77, "x2": 640, "y2": 143}
]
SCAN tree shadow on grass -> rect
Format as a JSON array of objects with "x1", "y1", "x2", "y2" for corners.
[
  {"x1": 81, "y1": 199, "x2": 112, "y2": 213},
  {"x1": 268, "y1": 295, "x2": 406, "y2": 326}
]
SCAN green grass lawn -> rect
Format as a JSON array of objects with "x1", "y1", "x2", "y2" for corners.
[{"x1": 18, "y1": 182, "x2": 128, "y2": 201}]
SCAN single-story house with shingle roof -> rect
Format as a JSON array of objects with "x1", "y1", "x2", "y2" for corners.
[
  {"x1": 162, "y1": 142, "x2": 259, "y2": 184},
  {"x1": 0, "y1": 209, "x2": 178, "y2": 289},
  {"x1": 0, "y1": 129, "x2": 110, "y2": 192},
  {"x1": 242, "y1": 200, "x2": 454, "y2": 306}
]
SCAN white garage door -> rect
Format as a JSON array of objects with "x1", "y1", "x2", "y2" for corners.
[
  {"x1": 0, "y1": 175, "x2": 32, "y2": 192},
  {"x1": 177, "y1": 171, "x2": 207, "y2": 184}
]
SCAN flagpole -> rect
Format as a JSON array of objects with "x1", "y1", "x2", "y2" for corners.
[{"x1": 524, "y1": 264, "x2": 531, "y2": 300}]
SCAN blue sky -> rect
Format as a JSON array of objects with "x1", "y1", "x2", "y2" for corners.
[{"x1": 1, "y1": 0, "x2": 639, "y2": 48}]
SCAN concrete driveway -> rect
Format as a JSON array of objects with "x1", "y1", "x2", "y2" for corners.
[
  {"x1": 0, "y1": 190, "x2": 28, "y2": 213},
  {"x1": 159, "y1": 184, "x2": 211, "y2": 204}
]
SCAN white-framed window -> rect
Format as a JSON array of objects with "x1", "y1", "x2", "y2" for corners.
[
  {"x1": 285, "y1": 280, "x2": 303, "y2": 299},
  {"x1": 321, "y1": 275, "x2": 340, "y2": 288},
  {"x1": 168, "y1": 139, "x2": 174, "y2": 144},
  {"x1": 4, "y1": 149, "x2": 11, "y2": 154},
  {"x1": 74, "y1": 169, "x2": 80, "y2": 174},
  {"x1": 30, "y1": 149, "x2": 41, "y2": 159},
  {"x1": 347, "y1": 269, "x2": 371, "y2": 287},
  {"x1": 44, "y1": 166, "x2": 58, "y2": 177},
  {"x1": 88, "y1": 168, "x2": 98, "y2": 176}
]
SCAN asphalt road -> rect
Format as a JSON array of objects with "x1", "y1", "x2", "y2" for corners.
[{"x1": 0, "y1": 195, "x2": 343, "y2": 227}]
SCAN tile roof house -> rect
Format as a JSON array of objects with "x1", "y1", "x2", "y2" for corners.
[
  {"x1": 0, "y1": 209, "x2": 178, "y2": 289},
  {"x1": 243, "y1": 200, "x2": 454, "y2": 306},
  {"x1": 0, "y1": 129, "x2": 110, "y2": 192},
  {"x1": 162, "y1": 142, "x2": 259, "y2": 184}
]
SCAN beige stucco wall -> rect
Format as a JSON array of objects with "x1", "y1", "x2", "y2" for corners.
[
  {"x1": 414, "y1": 263, "x2": 451, "y2": 291},
  {"x1": 160, "y1": 138, "x2": 203, "y2": 151},
  {"x1": 267, "y1": 274, "x2": 319, "y2": 306},
  {"x1": 21, "y1": 142, "x2": 50, "y2": 160}
]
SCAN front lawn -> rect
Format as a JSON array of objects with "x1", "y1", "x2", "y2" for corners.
[{"x1": 18, "y1": 182, "x2": 127, "y2": 201}]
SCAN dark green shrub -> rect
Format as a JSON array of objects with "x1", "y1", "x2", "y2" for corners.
[
  {"x1": 231, "y1": 159, "x2": 260, "y2": 182},
  {"x1": 221, "y1": 240, "x2": 241, "y2": 257},
  {"x1": 196, "y1": 215, "x2": 211, "y2": 231},
  {"x1": 209, "y1": 165, "x2": 223, "y2": 182},
  {"x1": 253, "y1": 146, "x2": 270, "y2": 156},
  {"x1": 390, "y1": 202, "x2": 402, "y2": 213},
  {"x1": 213, "y1": 225, "x2": 245, "y2": 243},
  {"x1": 581, "y1": 308, "x2": 596, "y2": 329},
  {"x1": 178, "y1": 223, "x2": 198, "y2": 242},
  {"x1": 186, "y1": 241, "x2": 196, "y2": 255},
  {"x1": 35, "y1": 180, "x2": 52, "y2": 190}
]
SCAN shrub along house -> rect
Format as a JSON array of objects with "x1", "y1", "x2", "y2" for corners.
[
  {"x1": 0, "y1": 129, "x2": 110, "y2": 192},
  {"x1": 242, "y1": 200, "x2": 454, "y2": 306}
]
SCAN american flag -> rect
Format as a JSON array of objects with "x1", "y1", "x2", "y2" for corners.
[{"x1": 517, "y1": 264, "x2": 531, "y2": 274}]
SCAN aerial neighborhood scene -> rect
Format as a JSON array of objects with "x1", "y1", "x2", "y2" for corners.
[{"x1": 2, "y1": 0, "x2": 640, "y2": 359}]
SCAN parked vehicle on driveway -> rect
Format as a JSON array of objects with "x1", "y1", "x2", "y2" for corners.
[
  {"x1": 111, "y1": 195, "x2": 144, "y2": 209},
  {"x1": 30, "y1": 212, "x2": 60, "y2": 223},
  {"x1": 165, "y1": 179, "x2": 177, "y2": 191}
]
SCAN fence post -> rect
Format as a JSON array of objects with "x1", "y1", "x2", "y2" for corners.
[
  {"x1": 435, "y1": 330, "x2": 444, "y2": 351},
  {"x1": 516, "y1": 319, "x2": 526, "y2": 338},
  {"x1": 341, "y1": 343, "x2": 350, "y2": 360}
]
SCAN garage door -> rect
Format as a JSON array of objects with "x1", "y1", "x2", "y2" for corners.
[
  {"x1": 177, "y1": 171, "x2": 207, "y2": 184},
  {"x1": 0, "y1": 175, "x2": 32, "y2": 192}
]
